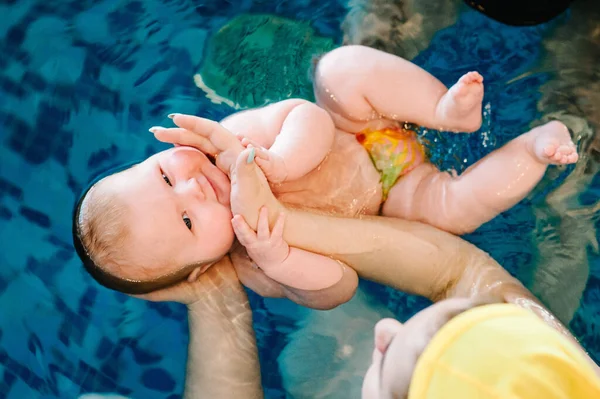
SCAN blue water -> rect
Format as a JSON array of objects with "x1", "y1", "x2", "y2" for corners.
[{"x1": 1, "y1": 0, "x2": 599, "y2": 398}]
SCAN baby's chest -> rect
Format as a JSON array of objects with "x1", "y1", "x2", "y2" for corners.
[{"x1": 274, "y1": 132, "x2": 383, "y2": 217}]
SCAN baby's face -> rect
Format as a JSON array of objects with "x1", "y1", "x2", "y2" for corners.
[{"x1": 103, "y1": 146, "x2": 234, "y2": 280}]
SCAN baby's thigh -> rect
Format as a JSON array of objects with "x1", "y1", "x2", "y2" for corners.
[
  {"x1": 383, "y1": 164, "x2": 483, "y2": 234},
  {"x1": 315, "y1": 45, "x2": 390, "y2": 89},
  {"x1": 381, "y1": 163, "x2": 444, "y2": 220},
  {"x1": 314, "y1": 47, "x2": 380, "y2": 120}
]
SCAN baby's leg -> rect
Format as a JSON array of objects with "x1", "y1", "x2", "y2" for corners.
[
  {"x1": 382, "y1": 121, "x2": 578, "y2": 234},
  {"x1": 314, "y1": 45, "x2": 484, "y2": 133}
]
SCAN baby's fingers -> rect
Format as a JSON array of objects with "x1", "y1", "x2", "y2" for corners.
[
  {"x1": 231, "y1": 215, "x2": 257, "y2": 247},
  {"x1": 270, "y1": 212, "x2": 286, "y2": 239},
  {"x1": 241, "y1": 139, "x2": 269, "y2": 160},
  {"x1": 256, "y1": 207, "x2": 270, "y2": 241},
  {"x1": 241, "y1": 137, "x2": 261, "y2": 148},
  {"x1": 254, "y1": 157, "x2": 271, "y2": 173},
  {"x1": 250, "y1": 145, "x2": 270, "y2": 161}
]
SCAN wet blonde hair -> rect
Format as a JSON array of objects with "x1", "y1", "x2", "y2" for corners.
[
  {"x1": 78, "y1": 184, "x2": 131, "y2": 279},
  {"x1": 73, "y1": 176, "x2": 211, "y2": 294}
]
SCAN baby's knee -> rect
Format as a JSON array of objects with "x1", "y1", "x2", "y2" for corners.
[{"x1": 314, "y1": 45, "x2": 372, "y2": 88}]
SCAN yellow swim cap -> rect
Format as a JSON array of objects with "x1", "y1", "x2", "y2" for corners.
[{"x1": 409, "y1": 303, "x2": 600, "y2": 399}]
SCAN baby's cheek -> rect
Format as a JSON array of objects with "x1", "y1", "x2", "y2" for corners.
[{"x1": 203, "y1": 206, "x2": 236, "y2": 252}]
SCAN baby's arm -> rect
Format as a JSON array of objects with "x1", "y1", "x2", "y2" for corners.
[
  {"x1": 232, "y1": 207, "x2": 345, "y2": 291},
  {"x1": 221, "y1": 99, "x2": 335, "y2": 182},
  {"x1": 230, "y1": 246, "x2": 358, "y2": 310},
  {"x1": 231, "y1": 207, "x2": 357, "y2": 309}
]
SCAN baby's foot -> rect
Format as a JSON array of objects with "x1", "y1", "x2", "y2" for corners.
[
  {"x1": 530, "y1": 121, "x2": 579, "y2": 165},
  {"x1": 437, "y1": 71, "x2": 484, "y2": 132}
]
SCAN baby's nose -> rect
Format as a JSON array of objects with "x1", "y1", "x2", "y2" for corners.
[{"x1": 176, "y1": 178, "x2": 204, "y2": 201}]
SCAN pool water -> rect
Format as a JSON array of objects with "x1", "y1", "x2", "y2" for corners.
[{"x1": 1, "y1": 0, "x2": 599, "y2": 398}]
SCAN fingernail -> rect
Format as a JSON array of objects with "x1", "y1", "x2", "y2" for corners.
[
  {"x1": 167, "y1": 113, "x2": 178, "y2": 119},
  {"x1": 149, "y1": 126, "x2": 165, "y2": 133},
  {"x1": 247, "y1": 148, "x2": 256, "y2": 164}
]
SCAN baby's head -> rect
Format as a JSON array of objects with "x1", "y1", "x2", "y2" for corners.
[{"x1": 73, "y1": 146, "x2": 234, "y2": 294}]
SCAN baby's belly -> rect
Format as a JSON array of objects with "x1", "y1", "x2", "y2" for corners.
[{"x1": 273, "y1": 132, "x2": 383, "y2": 217}]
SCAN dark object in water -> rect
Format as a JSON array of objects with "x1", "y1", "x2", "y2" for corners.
[{"x1": 464, "y1": 0, "x2": 576, "y2": 26}]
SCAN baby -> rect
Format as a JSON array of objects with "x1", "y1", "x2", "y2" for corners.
[{"x1": 74, "y1": 45, "x2": 578, "y2": 301}]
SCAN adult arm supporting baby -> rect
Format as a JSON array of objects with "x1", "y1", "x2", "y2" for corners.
[
  {"x1": 281, "y1": 211, "x2": 578, "y2": 340},
  {"x1": 230, "y1": 150, "x2": 589, "y2": 361},
  {"x1": 277, "y1": 204, "x2": 600, "y2": 370},
  {"x1": 185, "y1": 271, "x2": 262, "y2": 399},
  {"x1": 136, "y1": 257, "x2": 263, "y2": 399}
]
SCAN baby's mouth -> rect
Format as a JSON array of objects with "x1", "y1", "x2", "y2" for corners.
[
  {"x1": 202, "y1": 174, "x2": 217, "y2": 193},
  {"x1": 200, "y1": 160, "x2": 231, "y2": 205},
  {"x1": 202, "y1": 172, "x2": 229, "y2": 205}
]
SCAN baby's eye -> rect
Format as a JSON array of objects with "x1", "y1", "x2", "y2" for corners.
[
  {"x1": 183, "y1": 213, "x2": 192, "y2": 230},
  {"x1": 162, "y1": 173, "x2": 172, "y2": 186}
]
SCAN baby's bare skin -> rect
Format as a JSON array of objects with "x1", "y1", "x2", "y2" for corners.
[
  {"x1": 265, "y1": 131, "x2": 383, "y2": 218},
  {"x1": 152, "y1": 45, "x2": 578, "y2": 303},
  {"x1": 223, "y1": 45, "x2": 578, "y2": 233}
]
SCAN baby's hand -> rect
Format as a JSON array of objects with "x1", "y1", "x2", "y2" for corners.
[
  {"x1": 239, "y1": 137, "x2": 288, "y2": 184},
  {"x1": 232, "y1": 207, "x2": 289, "y2": 271}
]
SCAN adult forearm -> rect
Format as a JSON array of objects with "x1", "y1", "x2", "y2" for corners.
[
  {"x1": 281, "y1": 210, "x2": 477, "y2": 301},
  {"x1": 280, "y1": 207, "x2": 593, "y2": 364},
  {"x1": 184, "y1": 279, "x2": 262, "y2": 399}
]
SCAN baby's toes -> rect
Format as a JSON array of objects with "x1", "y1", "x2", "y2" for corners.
[
  {"x1": 543, "y1": 143, "x2": 557, "y2": 158},
  {"x1": 559, "y1": 146, "x2": 579, "y2": 164},
  {"x1": 568, "y1": 152, "x2": 579, "y2": 164},
  {"x1": 554, "y1": 146, "x2": 576, "y2": 164},
  {"x1": 254, "y1": 147, "x2": 271, "y2": 161},
  {"x1": 460, "y1": 71, "x2": 484, "y2": 84},
  {"x1": 555, "y1": 151, "x2": 569, "y2": 163}
]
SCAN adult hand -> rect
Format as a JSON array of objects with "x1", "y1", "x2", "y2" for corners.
[
  {"x1": 230, "y1": 148, "x2": 285, "y2": 230},
  {"x1": 150, "y1": 114, "x2": 245, "y2": 176},
  {"x1": 133, "y1": 256, "x2": 243, "y2": 306}
]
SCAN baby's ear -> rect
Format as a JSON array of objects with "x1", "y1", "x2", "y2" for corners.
[{"x1": 187, "y1": 263, "x2": 214, "y2": 282}]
